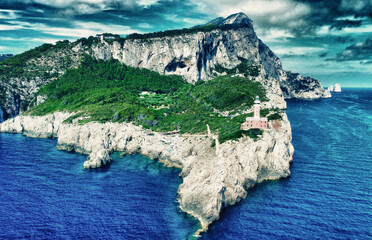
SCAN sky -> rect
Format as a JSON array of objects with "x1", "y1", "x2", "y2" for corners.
[{"x1": 0, "y1": 0, "x2": 371, "y2": 87}]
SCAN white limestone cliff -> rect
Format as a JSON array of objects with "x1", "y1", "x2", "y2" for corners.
[
  {"x1": 89, "y1": 13, "x2": 330, "y2": 104},
  {"x1": 0, "y1": 112, "x2": 293, "y2": 234},
  {"x1": 0, "y1": 13, "x2": 329, "y2": 122}
]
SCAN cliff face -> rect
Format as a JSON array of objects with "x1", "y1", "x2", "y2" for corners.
[
  {"x1": 89, "y1": 13, "x2": 330, "y2": 103},
  {"x1": 0, "y1": 12, "x2": 329, "y2": 122},
  {"x1": 0, "y1": 111, "x2": 293, "y2": 234},
  {"x1": 0, "y1": 44, "x2": 83, "y2": 122}
]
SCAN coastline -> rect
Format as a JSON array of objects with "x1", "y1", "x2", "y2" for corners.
[{"x1": 0, "y1": 111, "x2": 294, "y2": 234}]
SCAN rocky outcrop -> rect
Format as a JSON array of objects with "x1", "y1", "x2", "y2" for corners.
[
  {"x1": 280, "y1": 71, "x2": 331, "y2": 99},
  {"x1": 0, "y1": 112, "x2": 293, "y2": 234},
  {"x1": 257, "y1": 39, "x2": 331, "y2": 99}
]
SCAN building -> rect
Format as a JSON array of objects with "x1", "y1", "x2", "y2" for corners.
[
  {"x1": 240, "y1": 96, "x2": 267, "y2": 130},
  {"x1": 96, "y1": 33, "x2": 119, "y2": 41}
]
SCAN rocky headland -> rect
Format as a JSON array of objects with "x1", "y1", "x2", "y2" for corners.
[
  {"x1": 0, "y1": 12, "x2": 329, "y2": 235},
  {"x1": 0, "y1": 110, "x2": 293, "y2": 234}
]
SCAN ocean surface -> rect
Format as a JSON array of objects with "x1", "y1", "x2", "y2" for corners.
[{"x1": 0, "y1": 88, "x2": 371, "y2": 239}]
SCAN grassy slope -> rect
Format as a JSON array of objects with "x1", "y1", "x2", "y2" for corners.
[{"x1": 28, "y1": 55, "x2": 273, "y2": 143}]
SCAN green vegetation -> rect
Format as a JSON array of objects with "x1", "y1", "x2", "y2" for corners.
[
  {"x1": 246, "y1": 128, "x2": 264, "y2": 139},
  {"x1": 124, "y1": 23, "x2": 250, "y2": 41},
  {"x1": 0, "y1": 41, "x2": 70, "y2": 76},
  {"x1": 28, "y1": 55, "x2": 268, "y2": 143},
  {"x1": 76, "y1": 36, "x2": 99, "y2": 48},
  {"x1": 111, "y1": 23, "x2": 252, "y2": 46},
  {"x1": 0, "y1": 86, "x2": 6, "y2": 109},
  {"x1": 267, "y1": 112, "x2": 282, "y2": 121},
  {"x1": 192, "y1": 75, "x2": 267, "y2": 111}
]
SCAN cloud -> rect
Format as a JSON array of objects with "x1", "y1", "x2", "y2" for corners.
[
  {"x1": 330, "y1": 20, "x2": 362, "y2": 30},
  {"x1": 190, "y1": 0, "x2": 312, "y2": 35},
  {"x1": 138, "y1": 0, "x2": 160, "y2": 7},
  {"x1": 340, "y1": 0, "x2": 372, "y2": 13},
  {"x1": 0, "y1": 9, "x2": 19, "y2": 19},
  {"x1": 256, "y1": 28, "x2": 294, "y2": 42},
  {"x1": 189, "y1": 0, "x2": 372, "y2": 37},
  {"x1": 39, "y1": 21, "x2": 140, "y2": 38},
  {"x1": 360, "y1": 60, "x2": 372, "y2": 65},
  {"x1": 318, "y1": 52, "x2": 328, "y2": 58},
  {"x1": 327, "y1": 38, "x2": 372, "y2": 61},
  {"x1": 137, "y1": 23, "x2": 152, "y2": 29},
  {"x1": 272, "y1": 46, "x2": 326, "y2": 56},
  {"x1": 0, "y1": 23, "x2": 26, "y2": 30},
  {"x1": 311, "y1": 63, "x2": 330, "y2": 68}
]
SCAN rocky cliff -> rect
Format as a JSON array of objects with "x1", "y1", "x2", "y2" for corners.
[
  {"x1": 0, "y1": 43, "x2": 83, "y2": 122},
  {"x1": 0, "y1": 111, "x2": 293, "y2": 234},
  {"x1": 0, "y1": 12, "x2": 330, "y2": 122}
]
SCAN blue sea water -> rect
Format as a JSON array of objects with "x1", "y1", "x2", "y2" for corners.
[{"x1": 0, "y1": 88, "x2": 371, "y2": 239}]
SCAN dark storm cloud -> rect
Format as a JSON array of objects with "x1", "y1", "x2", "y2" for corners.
[
  {"x1": 1, "y1": 0, "x2": 371, "y2": 39},
  {"x1": 327, "y1": 38, "x2": 372, "y2": 61},
  {"x1": 198, "y1": 0, "x2": 372, "y2": 39},
  {"x1": 0, "y1": 0, "x2": 209, "y2": 36},
  {"x1": 333, "y1": 36, "x2": 355, "y2": 44},
  {"x1": 286, "y1": 0, "x2": 372, "y2": 36},
  {"x1": 318, "y1": 52, "x2": 328, "y2": 58},
  {"x1": 330, "y1": 20, "x2": 362, "y2": 30}
]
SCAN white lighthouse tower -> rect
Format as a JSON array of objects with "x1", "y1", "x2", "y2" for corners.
[
  {"x1": 240, "y1": 96, "x2": 268, "y2": 130},
  {"x1": 254, "y1": 96, "x2": 261, "y2": 119}
]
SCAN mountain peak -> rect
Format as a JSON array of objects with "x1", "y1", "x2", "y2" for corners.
[
  {"x1": 198, "y1": 12, "x2": 253, "y2": 28},
  {"x1": 224, "y1": 12, "x2": 252, "y2": 25}
]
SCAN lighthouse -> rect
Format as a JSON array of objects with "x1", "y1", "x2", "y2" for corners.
[
  {"x1": 254, "y1": 96, "x2": 261, "y2": 119},
  {"x1": 240, "y1": 96, "x2": 268, "y2": 130}
]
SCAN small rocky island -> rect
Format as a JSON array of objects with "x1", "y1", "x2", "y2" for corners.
[{"x1": 0, "y1": 13, "x2": 330, "y2": 235}]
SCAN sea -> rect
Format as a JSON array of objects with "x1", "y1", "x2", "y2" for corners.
[{"x1": 0, "y1": 88, "x2": 371, "y2": 240}]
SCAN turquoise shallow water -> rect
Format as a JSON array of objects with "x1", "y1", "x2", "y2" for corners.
[{"x1": 0, "y1": 88, "x2": 371, "y2": 239}]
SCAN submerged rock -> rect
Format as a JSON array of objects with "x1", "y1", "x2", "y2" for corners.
[{"x1": 84, "y1": 149, "x2": 112, "y2": 169}]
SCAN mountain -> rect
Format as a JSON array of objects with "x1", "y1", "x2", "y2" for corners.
[
  {"x1": 202, "y1": 12, "x2": 254, "y2": 26},
  {"x1": 0, "y1": 12, "x2": 330, "y2": 123},
  {"x1": 194, "y1": 12, "x2": 253, "y2": 28}
]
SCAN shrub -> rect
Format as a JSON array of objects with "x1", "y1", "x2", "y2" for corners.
[{"x1": 267, "y1": 113, "x2": 282, "y2": 121}]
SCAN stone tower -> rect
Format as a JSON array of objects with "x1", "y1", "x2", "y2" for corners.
[{"x1": 254, "y1": 96, "x2": 261, "y2": 119}]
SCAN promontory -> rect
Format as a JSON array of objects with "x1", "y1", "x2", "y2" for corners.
[{"x1": 0, "y1": 12, "x2": 330, "y2": 235}]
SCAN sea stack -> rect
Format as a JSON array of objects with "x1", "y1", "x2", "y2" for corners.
[{"x1": 334, "y1": 83, "x2": 342, "y2": 92}]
